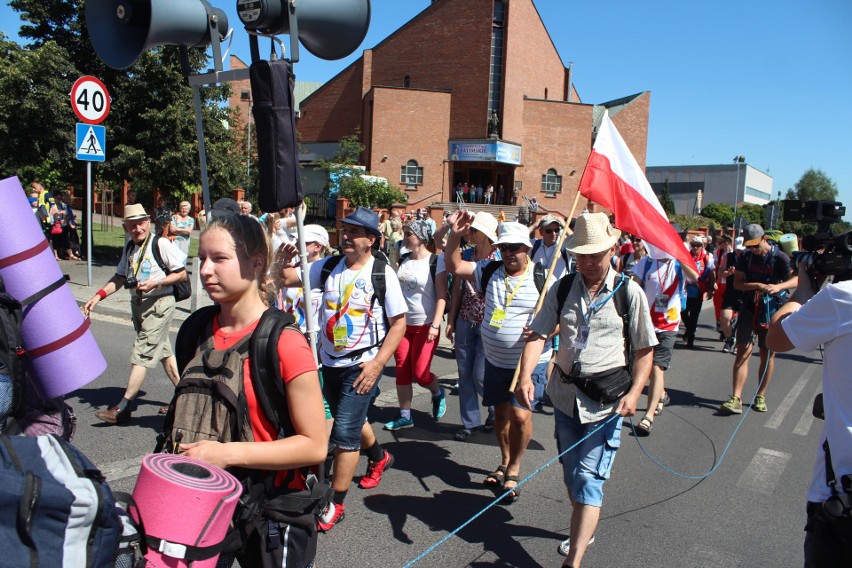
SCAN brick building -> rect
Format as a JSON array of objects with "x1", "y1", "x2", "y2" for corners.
[{"x1": 296, "y1": 0, "x2": 651, "y2": 216}]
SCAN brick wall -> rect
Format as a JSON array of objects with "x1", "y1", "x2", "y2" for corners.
[
  {"x1": 297, "y1": 60, "x2": 366, "y2": 142},
  {"x1": 610, "y1": 92, "x2": 651, "y2": 169}
]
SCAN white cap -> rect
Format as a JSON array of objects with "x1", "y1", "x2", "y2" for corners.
[{"x1": 303, "y1": 225, "x2": 329, "y2": 248}]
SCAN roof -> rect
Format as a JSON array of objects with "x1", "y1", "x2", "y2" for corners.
[
  {"x1": 592, "y1": 92, "x2": 645, "y2": 131},
  {"x1": 294, "y1": 82, "x2": 322, "y2": 113}
]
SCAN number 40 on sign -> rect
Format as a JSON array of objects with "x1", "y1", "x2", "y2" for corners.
[{"x1": 71, "y1": 76, "x2": 110, "y2": 125}]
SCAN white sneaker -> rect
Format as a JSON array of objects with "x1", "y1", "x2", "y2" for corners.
[{"x1": 557, "y1": 534, "x2": 595, "y2": 557}]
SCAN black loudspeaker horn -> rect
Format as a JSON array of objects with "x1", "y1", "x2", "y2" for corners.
[
  {"x1": 238, "y1": 0, "x2": 371, "y2": 60},
  {"x1": 86, "y1": 0, "x2": 229, "y2": 70}
]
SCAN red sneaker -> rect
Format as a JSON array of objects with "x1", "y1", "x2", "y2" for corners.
[
  {"x1": 359, "y1": 450, "x2": 394, "y2": 489},
  {"x1": 317, "y1": 501, "x2": 345, "y2": 532}
]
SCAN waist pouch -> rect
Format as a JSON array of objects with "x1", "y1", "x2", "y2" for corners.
[{"x1": 566, "y1": 367, "x2": 632, "y2": 405}]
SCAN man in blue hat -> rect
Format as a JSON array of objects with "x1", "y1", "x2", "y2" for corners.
[{"x1": 278, "y1": 206, "x2": 407, "y2": 530}]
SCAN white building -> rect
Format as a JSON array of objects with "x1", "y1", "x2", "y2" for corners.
[{"x1": 646, "y1": 163, "x2": 774, "y2": 216}]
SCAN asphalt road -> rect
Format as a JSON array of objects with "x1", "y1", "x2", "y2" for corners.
[{"x1": 68, "y1": 304, "x2": 823, "y2": 567}]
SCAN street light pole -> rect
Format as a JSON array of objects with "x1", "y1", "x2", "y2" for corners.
[
  {"x1": 241, "y1": 90, "x2": 252, "y2": 199},
  {"x1": 732, "y1": 155, "x2": 745, "y2": 232}
]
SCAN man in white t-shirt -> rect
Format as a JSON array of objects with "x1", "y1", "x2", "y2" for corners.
[
  {"x1": 530, "y1": 214, "x2": 572, "y2": 279},
  {"x1": 83, "y1": 204, "x2": 187, "y2": 425},
  {"x1": 280, "y1": 207, "x2": 407, "y2": 531},
  {"x1": 767, "y1": 268, "x2": 852, "y2": 566},
  {"x1": 446, "y1": 213, "x2": 553, "y2": 505}
]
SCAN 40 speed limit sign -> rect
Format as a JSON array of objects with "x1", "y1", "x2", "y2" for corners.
[{"x1": 71, "y1": 76, "x2": 110, "y2": 125}]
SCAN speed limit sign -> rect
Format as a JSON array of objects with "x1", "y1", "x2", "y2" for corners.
[{"x1": 70, "y1": 76, "x2": 110, "y2": 125}]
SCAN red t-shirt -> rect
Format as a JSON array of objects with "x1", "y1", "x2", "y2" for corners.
[{"x1": 212, "y1": 315, "x2": 317, "y2": 487}]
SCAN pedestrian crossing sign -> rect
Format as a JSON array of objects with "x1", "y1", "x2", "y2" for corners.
[{"x1": 76, "y1": 123, "x2": 106, "y2": 162}]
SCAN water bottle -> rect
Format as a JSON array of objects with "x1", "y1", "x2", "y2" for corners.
[
  {"x1": 140, "y1": 258, "x2": 152, "y2": 282},
  {"x1": 0, "y1": 362, "x2": 13, "y2": 433}
]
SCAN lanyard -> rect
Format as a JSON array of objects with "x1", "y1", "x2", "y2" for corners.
[
  {"x1": 655, "y1": 259, "x2": 674, "y2": 286},
  {"x1": 581, "y1": 274, "x2": 625, "y2": 325},
  {"x1": 129, "y1": 233, "x2": 152, "y2": 278},
  {"x1": 336, "y1": 260, "x2": 369, "y2": 317},
  {"x1": 501, "y1": 261, "x2": 531, "y2": 309}
]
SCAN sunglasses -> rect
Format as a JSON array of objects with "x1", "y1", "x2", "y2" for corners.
[
  {"x1": 497, "y1": 243, "x2": 524, "y2": 253},
  {"x1": 690, "y1": 243, "x2": 703, "y2": 248},
  {"x1": 543, "y1": 228, "x2": 560, "y2": 235}
]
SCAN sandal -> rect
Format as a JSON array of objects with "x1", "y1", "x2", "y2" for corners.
[
  {"x1": 157, "y1": 405, "x2": 170, "y2": 415},
  {"x1": 635, "y1": 416, "x2": 653, "y2": 436},
  {"x1": 484, "y1": 465, "x2": 507, "y2": 487},
  {"x1": 454, "y1": 428, "x2": 476, "y2": 441},
  {"x1": 655, "y1": 392, "x2": 671, "y2": 416},
  {"x1": 501, "y1": 475, "x2": 521, "y2": 504}
]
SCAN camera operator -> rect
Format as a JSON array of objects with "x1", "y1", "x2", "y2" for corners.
[{"x1": 767, "y1": 264, "x2": 852, "y2": 566}]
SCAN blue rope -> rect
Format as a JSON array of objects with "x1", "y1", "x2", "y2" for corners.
[
  {"x1": 627, "y1": 348, "x2": 772, "y2": 480},
  {"x1": 402, "y1": 413, "x2": 620, "y2": 568}
]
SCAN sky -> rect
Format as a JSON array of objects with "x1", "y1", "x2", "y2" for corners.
[{"x1": 2, "y1": 0, "x2": 851, "y2": 216}]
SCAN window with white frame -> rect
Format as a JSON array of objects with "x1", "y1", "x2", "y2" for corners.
[
  {"x1": 400, "y1": 160, "x2": 423, "y2": 189},
  {"x1": 541, "y1": 168, "x2": 562, "y2": 194}
]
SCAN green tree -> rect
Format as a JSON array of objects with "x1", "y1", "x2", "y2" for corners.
[
  {"x1": 668, "y1": 214, "x2": 715, "y2": 231},
  {"x1": 660, "y1": 178, "x2": 675, "y2": 215},
  {"x1": 699, "y1": 202, "x2": 734, "y2": 226},
  {"x1": 784, "y1": 168, "x2": 838, "y2": 202},
  {"x1": 339, "y1": 176, "x2": 406, "y2": 209},
  {"x1": 739, "y1": 203, "x2": 767, "y2": 225}
]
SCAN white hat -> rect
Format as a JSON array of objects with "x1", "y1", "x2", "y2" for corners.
[
  {"x1": 470, "y1": 211, "x2": 499, "y2": 243},
  {"x1": 123, "y1": 203, "x2": 149, "y2": 221},
  {"x1": 734, "y1": 236, "x2": 745, "y2": 251},
  {"x1": 304, "y1": 224, "x2": 329, "y2": 248},
  {"x1": 494, "y1": 222, "x2": 532, "y2": 248},
  {"x1": 566, "y1": 212, "x2": 621, "y2": 255}
]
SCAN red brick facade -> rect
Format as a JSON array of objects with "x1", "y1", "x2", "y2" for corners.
[{"x1": 297, "y1": 0, "x2": 650, "y2": 219}]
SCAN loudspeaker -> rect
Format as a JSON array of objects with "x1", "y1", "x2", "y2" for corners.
[
  {"x1": 238, "y1": 0, "x2": 371, "y2": 60},
  {"x1": 86, "y1": 0, "x2": 229, "y2": 70}
]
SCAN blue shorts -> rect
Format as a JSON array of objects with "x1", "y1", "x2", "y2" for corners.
[
  {"x1": 554, "y1": 406, "x2": 622, "y2": 507},
  {"x1": 322, "y1": 364, "x2": 377, "y2": 451},
  {"x1": 482, "y1": 358, "x2": 545, "y2": 409}
]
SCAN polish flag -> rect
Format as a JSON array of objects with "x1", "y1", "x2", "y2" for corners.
[{"x1": 577, "y1": 110, "x2": 697, "y2": 278}]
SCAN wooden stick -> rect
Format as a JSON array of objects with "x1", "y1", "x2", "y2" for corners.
[{"x1": 508, "y1": 189, "x2": 584, "y2": 392}]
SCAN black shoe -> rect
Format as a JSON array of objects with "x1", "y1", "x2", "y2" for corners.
[{"x1": 481, "y1": 416, "x2": 495, "y2": 433}]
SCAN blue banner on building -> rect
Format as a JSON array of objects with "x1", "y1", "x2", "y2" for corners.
[{"x1": 449, "y1": 141, "x2": 522, "y2": 165}]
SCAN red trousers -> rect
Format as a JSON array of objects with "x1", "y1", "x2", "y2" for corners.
[{"x1": 393, "y1": 324, "x2": 439, "y2": 387}]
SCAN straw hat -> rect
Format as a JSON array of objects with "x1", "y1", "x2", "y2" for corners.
[
  {"x1": 123, "y1": 203, "x2": 149, "y2": 221},
  {"x1": 470, "y1": 211, "x2": 498, "y2": 243},
  {"x1": 566, "y1": 212, "x2": 621, "y2": 254},
  {"x1": 494, "y1": 222, "x2": 532, "y2": 248}
]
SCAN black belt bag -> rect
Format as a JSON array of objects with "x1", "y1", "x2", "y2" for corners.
[{"x1": 560, "y1": 366, "x2": 632, "y2": 405}]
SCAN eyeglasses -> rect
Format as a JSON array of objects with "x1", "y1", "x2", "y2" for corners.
[
  {"x1": 470, "y1": 227, "x2": 479, "y2": 234},
  {"x1": 497, "y1": 243, "x2": 524, "y2": 253},
  {"x1": 543, "y1": 228, "x2": 560, "y2": 235},
  {"x1": 690, "y1": 243, "x2": 703, "y2": 248}
]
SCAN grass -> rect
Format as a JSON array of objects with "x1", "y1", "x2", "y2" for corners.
[{"x1": 90, "y1": 225, "x2": 199, "y2": 262}]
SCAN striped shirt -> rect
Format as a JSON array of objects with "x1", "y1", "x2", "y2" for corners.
[{"x1": 473, "y1": 259, "x2": 552, "y2": 369}]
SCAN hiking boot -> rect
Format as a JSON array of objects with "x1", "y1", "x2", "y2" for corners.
[
  {"x1": 317, "y1": 502, "x2": 345, "y2": 532},
  {"x1": 753, "y1": 394, "x2": 767, "y2": 412},
  {"x1": 359, "y1": 450, "x2": 394, "y2": 489},
  {"x1": 557, "y1": 534, "x2": 595, "y2": 557},
  {"x1": 432, "y1": 387, "x2": 447, "y2": 420},
  {"x1": 722, "y1": 337, "x2": 735, "y2": 353},
  {"x1": 720, "y1": 395, "x2": 743, "y2": 415},
  {"x1": 95, "y1": 404, "x2": 132, "y2": 425},
  {"x1": 383, "y1": 416, "x2": 414, "y2": 431}
]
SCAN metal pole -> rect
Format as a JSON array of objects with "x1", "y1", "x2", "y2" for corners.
[
  {"x1": 192, "y1": 85, "x2": 213, "y2": 224},
  {"x1": 86, "y1": 161, "x2": 92, "y2": 287},
  {"x1": 246, "y1": 101, "x2": 252, "y2": 199},
  {"x1": 296, "y1": 204, "x2": 319, "y2": 366},
  {"x1": 732, "y1": 158, "x2": 741, "y2": 230}
]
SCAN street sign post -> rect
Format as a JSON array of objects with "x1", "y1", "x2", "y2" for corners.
[{"x1": 70, "y1": 76, "x2": 111, "y2": 125}]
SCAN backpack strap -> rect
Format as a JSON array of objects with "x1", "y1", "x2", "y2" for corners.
[
  {"x1": 175, "y1": 305, "x2": 221, "y2": 375},
  {"x1": 556, "y1": 272, "x2": 577, "y2": 316},
  {"x1": 319, "y1": 255, "x2": 344, "y2": 291},
  {"x1": 480, "y1": 260, "x2": 502, "y2": 292},
  {"x1": 611, "y1": 272, "x2": 632, "y2": 363},
  {"x1": 248, "y1": 309, "x2": 297, "y2": 435},
  {"x1": 149, "y1": 235, "x2": 186, "y2": 276},
  {"x1": 530, "y1": 240, "x2": 541, "y2": 260},
  {"x1": 533, "y1": 261, "x2": 546, "y2": 293},
  {"x1": 429, "y1": 253, "x2": 438, "y2": 286}
]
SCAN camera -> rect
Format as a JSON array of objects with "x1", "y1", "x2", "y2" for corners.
[
  {"x1": 783, "y1": 200, "x2": 852, "y2": 278},
  {"x1": 124, "y1": 276, "x2": 138, "y2": 289}
]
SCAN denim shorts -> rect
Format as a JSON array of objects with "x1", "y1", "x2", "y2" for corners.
[
  {"x1": 482, "y1": 358, "x2": 545, "y2": 409},
  {"x1": 554, "y1": 406, "x2": 622, "y2": 507},
  {"x1": 322, "y1": 364, "x2": 378, "y2": 451}
]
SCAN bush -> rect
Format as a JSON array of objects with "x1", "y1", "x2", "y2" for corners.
[{"x1": 338, "y1": 176, "x2": 406, "y2": 209}]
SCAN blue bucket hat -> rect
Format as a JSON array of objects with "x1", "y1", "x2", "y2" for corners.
[{"x1": 341, "y1": 206, "x2": 381, "y2": 239}]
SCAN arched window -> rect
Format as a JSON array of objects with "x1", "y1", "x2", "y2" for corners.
[
  {"x1": 403, "y1": 75, "x2": 411, "y2": 88},
  {"x1": 400, "y1": 159, "x2": 423, "y2": 189},
  {"x1": 541, "y1": 168, "x2": 562, "y2": 194}
]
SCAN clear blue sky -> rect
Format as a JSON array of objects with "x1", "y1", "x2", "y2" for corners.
[{"x1": 2, "y1": 0, "x2": 850, "y2": 216}]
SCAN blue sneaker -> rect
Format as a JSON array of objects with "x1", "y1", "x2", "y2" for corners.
[
  {"x1": 432, "y1": 387, "x2": 447, "y2": 420},
  {"x1": 384, "y1": 416, "x2": 414, "y2": 431}
]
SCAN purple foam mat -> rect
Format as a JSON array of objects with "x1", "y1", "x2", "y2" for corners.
[{"x1": 0, "y1": 176, "x2": 106, "y2": 398}]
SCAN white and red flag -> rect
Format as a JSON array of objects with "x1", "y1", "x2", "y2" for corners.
[{"x1": 577, "y1": 110, "x2": 697, "y2": 278}]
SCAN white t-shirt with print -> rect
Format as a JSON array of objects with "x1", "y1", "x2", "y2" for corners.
[
  {"x1": 397, "y1": 255, "x2": 437, "y2": 326},
  {"x1": 280, "y1": 260, "x2": 322, "y2": 333},
  {"x1": 116, "y1": 236, "x2": 187, "y2": 298},
  {"x1": 307, "y1": 256, "x2": 407, "y2": 367}
]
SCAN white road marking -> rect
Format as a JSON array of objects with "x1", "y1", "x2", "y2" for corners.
[
  {"x1": 764, "y1": 365, "x2": 816, "y2": 430},
  {"x1": 737, "y1": 448, "x2": 792, "y2": 495},
  {"x1": 793, "y1": 380, "x2": 823, "y2": 436}
]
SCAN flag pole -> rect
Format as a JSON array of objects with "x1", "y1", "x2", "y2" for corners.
[{"x1": 508, "y1": 188, "x2": 584, "y2": 393}]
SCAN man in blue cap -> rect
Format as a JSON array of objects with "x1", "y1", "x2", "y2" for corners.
[{"x1": 278, "y1": 206, "x2": 407, "y2": 530}]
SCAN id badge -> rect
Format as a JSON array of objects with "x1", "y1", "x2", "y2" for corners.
[
  {"x1": 572, "y1": 324, "x2": 589, "y2": 350},
  {"x1": 654, "y1": 293, "x2": 669, "y2": 311},
  {"x1": 333, "y1": 324, "x2": 349, "y2": 347},
  {"x1": 489, "y1": 308, "x2": 506, "y2": 328}
]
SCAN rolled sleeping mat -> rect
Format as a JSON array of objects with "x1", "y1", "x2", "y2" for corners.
[
  {"x1": 131, "y1": 454, "x2": 241, "y2": 568},
  {"x1": 0, "y1": 176, "x2": 107, "y2": 398},
  {"x1": 779, "y1": 233, "x2": 799, "y2": 258}
]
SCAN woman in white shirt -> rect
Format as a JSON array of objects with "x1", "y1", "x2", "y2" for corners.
[{"x1": 384, "y1": 220, "x2": 449, "y2": 430}]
